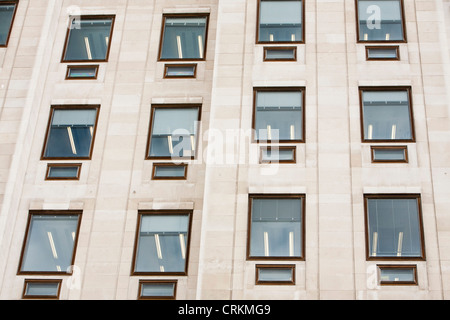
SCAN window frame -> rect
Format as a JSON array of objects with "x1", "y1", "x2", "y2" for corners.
[
  {"x1": 61, "y1": 15, "x2": 115, "y2": 63},
  {"x1": 359, "y1": 86, "x2": 415, "y2": 143},
  {"x1": 137, "y1": 280, "x2": 178, "y2": 300},
  {"x1": 247, "y1": 194, "x2": 306, "y2": 261},
  {"x1": 255, "y1": 264, "x2": 296, "y2": 285},
  {"x1": 252, "y1": 87, "x2": 306, "y2": 144},
  {"x1": 0, "y1": 0, "x2": 19, "y2": 48},
  {"x1": 45, "y1": 163, "x2": 82, "y2": 180},
  {"x1": 151, "y1": 162, "x2": 188, "y2": 180},
  {"x1": 377, "y1": 264, "x2": 418, "y2": 286},
  {"x1": 65, "y1": 64, "x2": 100, "y2": 80},
  {"x1": 22, "y1": 279, "x2": 63, "y2": 299},
  {"x1": 259, "y1": 146, "x2": 296, "y2": 164},
  {"x1": 158, "y1": 13, "x2": 210, "y2": 62},
  {"x1": 363, "y1": 194, "x2": 426, "y2": 261},
  {"x1": 365, "y1": 45, "x2": 400, "y2": 61},
  {"x1": 40, "y1": 105, "x2": 100, "y2": 161},
  {"x1": 17, "y1": 210, "x2": 82, "y2": 276},
  {"x1": 146, "y1": 104, "x2": 202, "y2": 160},
  {"x1": 256, "y1": 0, "x2": 305, "y2": 44},
  {"x1": 370, "y1": 145, "x2": 408, "y2": 163},
  {"x1": 355, "y1": 0, "x2": 407, "y2": 44},
  {"x1": 131, "y1": 210, "x2": 193, "y2": 276},
  {"x1": 263, "y1": 46, "x2": 297, "y2": 62},
  {"x1": 163, "y1": 63, "x2": 197, "y2": 79}
]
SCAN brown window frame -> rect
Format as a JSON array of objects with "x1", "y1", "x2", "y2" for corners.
[
  {"x1": 40, "y1": 105, "x2": 100, "y2": 161},
  {"x1": 137, "y1": 280, "x2": 178, "y2": 300},
  {"x1": 247, "y1": 194, "x2": 306, "y2": 261},
  {"x1": 364, "y1": 194, "x2": 426, "y2": 261},
  {"x1": 255, "y1": 264, "x2": 296, "y2": 285},
  {"x1": 355, "y1": 0, "x2": 407, "y2": 44},
  {"x1": 0, "y1": 0, "x2": 19, "y2": 48},
  {"x1": 259, "y1": 146, "x2": 296, "y2": 164},
  {"x1": 158, "y1": 13, "x2": 210, "y2": 62},
  {"x1": 377, "y1": 264, "x2": 418, "y2": 286},
  {"x1": 256, "y1": 0, "x2": 305, "y2": 45},
  {"x1": 365, "y1": 45, "x2": 400, "y2": 61},
  {"x1": 17, "y1": 210, "x2": 82, "y2": 276},
  {"x1": 370, "y1": 145, "x2": 408, "y2": 163},
  {"x1": 146, "y1": 104, "x2": 201, "y2": 160},
  {"x1": 45, "y1": 163, "x2": 82, "y2": 180},
  {"x1": 65, "y1": 64, "x2": 99, "y2": 80},
  {"x1": 22, "y1": 279, "x2": 63, "y2": 299},
  {"x1": 359, "y1": 86, "x2": 415, "y2": 143},
  {"x1": 151, "y1": 162, "x2": 188, "y2": 180},
  {"x1": 131, "y1": 210, "x2": 193, "y2": 276},
  {"x1": 61, "y1": 15, "x2": 115, "y2": 63},
  {"x1": 252, "y1": 87, "x2": 306, "y2": 144},
  {"x1": 263, "y1": 46, "x2": 297, "y2": 62},
  {"x1": 163, "y1": 63, "x2": 197, "y2": 79}
]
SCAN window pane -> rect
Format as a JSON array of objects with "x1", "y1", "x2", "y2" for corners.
[
  {"x1": 44, "y1": 108, "x2": 98, "y2": 158},
  {"x1": 165, "y1": 65, "x2": 196, "y2": 77},
  {"x1": 379, "y1": 266, "x2": 416, "y2": 283},
  {"x1": 153, "y1": 165, "x2": 186, "y2": 178},
  {"x1": 47, "y1": 165, "x2": 80, "y2": 179},
  {"x1": 67, "y1": 66, "x2": 98, "y2": 79},
  {"x1": 362, "y1": 90, "x2": 412, "y2": 141},
  {"x1": 140, "y1": 282, "x2": 176, "y2": 298},
  {"x1": 259, "y1": 1, "x2": 303, "y2": 42},
  {"x1": 0, "y1": 3, "x2": 16, "y2": 45},
  {"x1": 135, "y1": 214, "x2": 190, "y2": 273},
  {"x1": 358, "y1": 0, "x2": 404, "y2": 41},
  {"x1": 63, "y1": 18, "x2": 113, "y2": 61},
  {"x1": 264, "y1": 48, "x2": 296, "y2": 60},
  {"x1": 257, "y1": 267, "x2": 293, "y2": 282},
  {"x1": 255, "y1": 91, "x2": 303, "y2": 141},
  {"x1": 20, "y1": 214, "x2": 80, "y2": 273},
  {"x1": 149, "y1": 107, "x2": 199, "y2": 158},
  {"x1": 250, "y1": 198, "x2": 303, "y2": 258},
  {"x1": 24, "y1": 281, "x2": 60, "y2": 297},
  {"x1": 366, "y1": 47, "x2": 399, "y2": 59},
  {"x1": 367, "y1": 198, "x2": 423, "y2": 258},
  {"x1": 372, "y1": 147, "x2": 407, "y2": 162},
  {"x1": 261, "y1": 148, "x2": 295, "y2": 162},
  {"x1": 160, "y1": 16, "x2": 207, "y2": 59}
]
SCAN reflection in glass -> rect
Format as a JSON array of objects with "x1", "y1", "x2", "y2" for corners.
[
  {"x1": 0, "y1": 3, "x2": 16, "y2": 46},
  {"x1": 259, "y1": 0, "x2": 303, "y2": 42}
]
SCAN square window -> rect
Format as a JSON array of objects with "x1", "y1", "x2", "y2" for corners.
[
  {"x1": 360, "y1": 87, "x2": 414, "y2": 142},
  {"x1": 365, "y1": 195, "x2": 425, "y2": 260},
  {"x1": 253, "y1": 88, "x2": 305, "y2": 142},
  {"x1": 257, "y1": 0, "x2": 304, "y2": 43},
  {"x1": 159, "y1": 14, "x2": 209, "y2": 61},
  {"x1": 247, "y1": 194, "x2": 305, "y2": 260},
  {"x1": 18, "y1": 211, "x2": 82, "y2": 274},
  {"x1": 138, "y1": 280, "x2": 177, "y2": 300},
  {"x1": 0, "y1": 1, "x2": 18, "y2": 47},
  {"x1": 147, "y1": 105, "x2": 200, "y2": 160},
  {"x1": 356, "y1": 0, "x2": 406, "y2": 42},
  {"x1": 41, "y1": 106, "x2": 99, "y2": 160},
  {"x1": 62, "y1": 16, "x2": 115, "y2": 62},
  {"x1": 22, "y1": 279, "x2": 62, "y2": 299},
  {"x1": 132, "y1": 211, "x2": 192, "y2": 275}
]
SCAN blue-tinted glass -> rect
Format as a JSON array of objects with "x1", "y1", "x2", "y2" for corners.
[
  {"x1": 259, "y1": 1, "x2": 303, "y2": 42},
  {"x1": 0, "y1": 3, "x2": 16, "y2": 46}
]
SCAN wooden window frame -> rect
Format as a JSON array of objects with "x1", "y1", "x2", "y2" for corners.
[
  {"x1": 355, "y1": 0, "x2": 407, "y2": 44},
  {"x1": 146, "y1": 104, "x2": 201, "y2": 160},
  {"x1": 252, "y1": 87, "x2": 306, "y2": 144},
  {"x1": 256, "y1": 0, "x2": 305, "y2": 45},
  {"x1": 363, "y1": 194, "x2": 426, "y2": 261},
  {"x1": 61, "y1": 15, "x2": 115, "y2": 63},
  {"x1": 40, "y1": 105, "x2": 100, "y2": 161},
  {"x1": 17, "y1": 210, "x2": 82, "y2": 276},
  {"x1": 255, "y1": 264, "x2": 296, "y2": 285},
  {"x1": 45, "y1": 163, "x2": 82, "y2": 180},
  {"x1": 263, "y1": 46, "x2": 297, "y2": 62},
  {"x1": 137, "y1": 280, "x2": 178, "y2": 300},
  {"x1": 365, "y1": 45, "x2": 400, "y2": 61},
  {"x1": 163, "y1": 63, "x2": 197, "y2": 79},
  {"x1": 131, "y1": 210, "x2": 193, "y2": 276},
  {"x1": 151, "y1": 162, "x2": 188, "y2": 180},
  {"x1": 370, "y1": 145, "x2": 408, "y2": 163},
  {"x1": 158, "y1": 13, "x2": 210, "y2": 62},
  {"x1": 259, "y1": 146, "x2": 296, "y2": 164},
  {"x1": 377, "y1": 264, "x2": 418, "y2": 286},
  {"x1": 65, "y1": 64, "x2": 99, "y2": 80},
  {"x1": 0, "y1": 0, "x2": 19, "y2": 48},
  {"x1": 359, "y1": 86, "x2": 415, "y2": 143},
  {"x1": 247, "y1": 194, "x2": 306, "y2": 261},
  {"x1": 22, "y1": 279, "x2": 63, "y2": 299}
]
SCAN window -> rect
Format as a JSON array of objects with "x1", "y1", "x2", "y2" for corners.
[
  {"x1": 364, "y1": 195, "x2": 425, "y2": 260},
  {"x1": 0, "y1": 1, "x2": 18, "y2": 47},
  {"x1": 159, "y1": 14, "x2": 209, "y2": 61},
  {"x1": 147, "y1": 105, "x2": 200, "y2": 159},
  {"x1": 356, "y1": 0, "x2": 406, "y2": 42},
  {"x1": 62, "y1": 15, "x2": 115, "y2": 62},
  {"x1": 371, "y1": 146, "x2": 408, "y2": 163},
  {"x1": 257, "y1": 0, "x2": 304, "y2": 43},
  {"x1": 378, "y1": 265, "x2": 418, "y2": 285},
  {"x1": 255, "y1": 264, "x2": 295, "y2": 285},
  {"x1": 138, "y1": 280, "x2": 177, "y2": 300},
  {"x1": 18, "y1": 211, "x2": 82, "y2": 274},
  {"x1": 46, "y1": 163, "x2": 82, "y2": 180},
  {"x1": 260, "y1": 146, "x2": 296, "y2": 163},
  {"x1": 132, "y1": 211, "x2": 192, "y2": 275},
  {"x1": 365, "y1": 46, "x2": 399, "y2": 60},
  {"x1": 253, "y1": 88, "x2": 305, "y2": 143},
  {"x1": 22, "y1": 279, "x2": 62, "y2": 299},
  {"x1": 164, "y1": 64, "x2": 197, "y2": 78},
  {"x1": 359, "y1": 87, "x2": 414, "y2": 142},
  {"x1": 66, "y1": 65, "x2": 99, "y2": 80},
  {"x1": 247, "y1": 194, "x2": 305, "y2": 260},
  {"x1": 41, "y1": 106, "x2": 99, "y2": 160},
  {"x1": 152, "y1": 163, "x2": 188, "y2": 180},
  {"x1": 263, "y1": 47, "x2": 297, "y2": 61}
]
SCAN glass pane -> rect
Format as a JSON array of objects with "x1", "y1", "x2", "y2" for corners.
[
  {"x1": 250, "y1": 198, "x2": 303, "y2": 258},
  {"x1": 154, "y1": 165, "x2": 186, "y2": 178},
  {"x1": 261, "y1": 148, "x2": 295, "y2": 162},
  {"x1": 64, "y1": 18, "x2": 113, "y2": 61},
  {"x1": 259, "y1": 1, "x2": 303, "y2": 42},
  {"x1": 358, "y1": 0, "x2": 404, "y2": 41},
  {"x1": 258, "y1": 267, "x2": 293, "y2": 282},
  {"x1": 367, "y1": 47, "x2": 398, "y2": 59},
  {"x1": 380, "y1": 267, "x2": 416, "y2": 283},
  {"x1": 20, "y1": 215, "x2": 80, "y2": 273},
  {"x1": 47, "y1": 166, "x2": 80, "y2": 178},
  {"x1": 165, "y1": 65, "x2": 196, "y2": 77},
  {"x1": 67, "y1": 66, "x2": 98, "y2": 79},
  {"x1": 255, "y1": 91, "x2": 303, "y2": 141},
  {"x1": 141, "y1": 283, "x2": 175, "y2": 297},
  {"x1": 367, "y1": 198, "x2": 422, "y2": 257},
  {"x1": 362, "y1": 90, "x2": 412, "y2": 141},
  {"x1": 161, "y1": 17, "x2": 207, "y2": 59},
  {"x1": 25, "y1": 282, "x2": 60, "y2": 297},
  {"x1": 135, "y1": 215, "x2": 190, "y2": 273},
  {"x1": 265, "y1": 48, "x2": 296, "y2": 60},
  {"x1": 149, "y1": 108, "x2": 199, "y2": 158},
  {"x1": 44, "y1": 108, "x2": 97, "y2": 158},
  {"x1": 372, "y1": 148, "x2": 406, "y2": 161},
  {"x1": 0, "y1": 3, "x2": 16, "y2": 45}
]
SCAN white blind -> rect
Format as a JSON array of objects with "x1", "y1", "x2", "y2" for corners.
[
  {"x1": 358, "y1": 0, "x2": 402, "y2": 21},
  {"x1": 52, "y1": 109, "x2": 97, "y2": 126},
  {"x1": 140, "y1": 215, "x2": 189, "y2": 233},
  {"x1": 152, "y1": 108, "x2": 199, "y2": 135},
  {"x1": 257, "y1": 91, "x2": 302, "y2": 109},
  {"x1": 363, "y1": 91, "x2": 408, "y2": 103},
  {"x1": 260, "y1": 1, "x2": 302, "y2": 24}
]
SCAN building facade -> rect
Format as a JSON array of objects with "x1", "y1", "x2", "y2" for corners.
[{"x1": 0, "y1": 0, "x2": 450, "y2": 300}]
